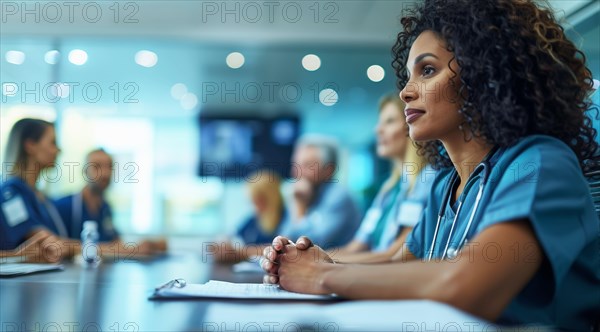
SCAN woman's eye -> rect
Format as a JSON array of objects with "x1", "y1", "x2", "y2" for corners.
[{"x1": 423, "y1": 65, "x2": 436, "y2": 77}]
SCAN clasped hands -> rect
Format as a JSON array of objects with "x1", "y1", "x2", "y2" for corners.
[{"x1": 260, "y1": 235, "x2": 336, "y2": 295}]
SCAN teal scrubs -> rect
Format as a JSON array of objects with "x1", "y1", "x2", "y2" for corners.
[
  {"x1": 353, "y1": 165, "x2": 435, "y2": 252},
  {"x1": 407, "y1": 135, "x2": 600, "y2": 330}
]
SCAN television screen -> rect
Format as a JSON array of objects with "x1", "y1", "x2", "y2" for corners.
[{"x1": 198, "y1": 114, "x2": 300, "y2": 179}]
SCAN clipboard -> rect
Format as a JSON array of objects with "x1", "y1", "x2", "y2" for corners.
[
  {"x1": 149, "y1": 279, "x2": 338, "y2": 301},
  {"x1": 0, "y1": 263, "x2": 64, "y2": 277}
]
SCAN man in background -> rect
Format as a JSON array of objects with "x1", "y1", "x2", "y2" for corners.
[
  {"x1": 277, "y1": 135, "x2": 361, "y2": 249},
  {"x1": 54, "y1": 149, "x2": 166, "y2": 257}
]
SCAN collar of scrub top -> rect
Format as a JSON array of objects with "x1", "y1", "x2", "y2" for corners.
[
  {"x1": 427, "y1": 146, "x2": 500, "y2": 261},
  {"x1": 72, "y1": 191, "x2": 110, "y2": 235}
]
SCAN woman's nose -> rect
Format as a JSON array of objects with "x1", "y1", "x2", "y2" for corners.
[{"x1": 400, "y1": 82, "x2": 418, "y2": 103}]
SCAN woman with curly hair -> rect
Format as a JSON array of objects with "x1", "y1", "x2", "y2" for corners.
[{"x1": 260, "y1": 0, "x2": 600, "y2": 329}]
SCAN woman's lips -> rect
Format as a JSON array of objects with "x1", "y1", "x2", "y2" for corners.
[{"x1": 405, "y1": 108, "x2": 425, "y2": 124}]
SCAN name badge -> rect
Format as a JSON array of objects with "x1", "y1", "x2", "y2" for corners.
[
  {"x1": 2, "y1": 196, "x2": 29, "y2": 227},
  {"x1": 396, "y1": 201, "x2": 423, "y2": 227},
  {"x1": 361, "y1": 208, "x2": 382, "y2": 234}
]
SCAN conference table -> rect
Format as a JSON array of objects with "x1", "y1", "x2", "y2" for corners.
[{"x1": 0, "y1": 251, "x2": 494, "y2": 331}]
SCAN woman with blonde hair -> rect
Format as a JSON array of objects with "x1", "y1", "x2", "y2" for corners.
[
  {"x1": 237, "y1": 170, "x2": 285, "y2": 245},
  {"x1": 214, "y1": 169, "x2": 286, "y2": 263},
  {"x1": 311, "y1": 94, "x2": 434, "y2": 264}
]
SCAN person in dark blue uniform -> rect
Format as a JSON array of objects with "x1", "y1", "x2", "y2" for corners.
[
  {"x1": 54, "y1": 149, "x2": 118, "y2": 242},
  {"x1": 0, "y1": 118, "x2": 73, "y2": 262},
  {"x1": 53, "y1": 148, "x2": 167, "y2": 256},
  {"x1": 1, "y1": 120, "x2": 164, "y2": 261}
]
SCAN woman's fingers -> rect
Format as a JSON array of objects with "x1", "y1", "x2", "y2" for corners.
[
  {"x1": 260, "y1": 246, "x2": 278, "y2": 275},
  {"x1": 262, "y1": 246, "x2": 278, "y2": 263},
  {"x1": 262, "y1": 235, "x2": 317, "y2": 277},
  {"x1": 295, "y1": 236, "x2": 314, "y2": 250},
  {"x1": 260, "y1": 254, "x2": 280, "y2": 275},
  {"x1": 271, "y1": 236, "x2": 291, "y2": 252},
  {"x1": 262, "y1": 274, "x2": 279, "y2": 285}
]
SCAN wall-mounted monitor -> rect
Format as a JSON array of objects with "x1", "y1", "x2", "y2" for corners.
[{"x1": 198, "y1": 113, "x2": 300, "y2": 179}]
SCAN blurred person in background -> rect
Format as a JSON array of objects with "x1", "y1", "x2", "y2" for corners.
[
  {"x1": 0, "y1": 118, "x2": 161, "y2": 262},
  {"x1": 276, "y1": 134, "x2": 361, "y2": 249},
  {"x1": 330, "y1": 95, "x2": 434, "y2": 263},
  {"x1": 54, "y1": 148, "x2": 167, "y2": 258},
  {"x1": 236, "y1": 170, "x2": 285, "y2": 245},
  {"x1": 0, "y1": 118, "x2": 73, "y2": 262},
  {"x1": 213, "y1": 169, "x2": 286, "y2": 263}
]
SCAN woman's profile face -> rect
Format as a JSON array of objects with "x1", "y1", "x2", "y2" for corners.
[
  {"x1": 400, "y1": 30, "x2": 464, "y2": 143},
  {"x1": 375, "y1": 102, "x2": 408, "y2": 160},
  {"x1": 26, "y1": 126, "x2": 60, "y2": 168}
]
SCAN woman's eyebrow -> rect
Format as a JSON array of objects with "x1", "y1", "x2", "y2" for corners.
[{"x1": 413, "y1": 53, "x2": 438, "y2": 65}]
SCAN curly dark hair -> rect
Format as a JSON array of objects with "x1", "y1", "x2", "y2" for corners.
[{"x1": 392, "y1": 0, "x2": 599, "y2": 171}]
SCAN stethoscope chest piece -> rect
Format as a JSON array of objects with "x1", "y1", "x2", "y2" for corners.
[{"x1": 446, "y1": 248, "x2": 459, "y2": 259}]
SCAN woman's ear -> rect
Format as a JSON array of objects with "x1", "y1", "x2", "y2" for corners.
[{"x1": 23, "y1": 139, "x2": 37, "y2": 156}]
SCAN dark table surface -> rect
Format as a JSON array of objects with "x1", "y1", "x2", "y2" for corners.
[
  {"x1": 0, "y1": 253, "x2": 268, "y2": 332},
  {"x1": 1, "y1": 253, "x2": 494, "y2": 332}
]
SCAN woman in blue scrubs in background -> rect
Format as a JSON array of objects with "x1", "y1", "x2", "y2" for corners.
[
  {"x1": 0, "y1": 118, "x2": 73, "y2": 261},
  {"x1": 0, "y1": 118, "x2": 160, "y2": 261},
  {"x1": 325, "y1": 95, "x2": 434, "y2": 263},
  {"x1": 261, "y1": 0, "x2": 600, "y2": 329}
]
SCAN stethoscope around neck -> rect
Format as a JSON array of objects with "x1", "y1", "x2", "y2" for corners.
[{"x1": 427, "y1": 147, "x2": 498, "y2": 261}]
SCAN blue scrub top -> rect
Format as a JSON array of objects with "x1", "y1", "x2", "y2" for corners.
[
  {"x1": 0, "y1": 177, "x2": 67, "y2": 250},
  {"x1": 354, "y1": 165, "x2": 435, "y2": 252},
  {"x1": 54, "y1": 192, "x2": 119, "y2": 242},
  {"x1": 407, "y1": 135, "x2": 600, "y2": 330},
  {"x1": 236, "y1": 209, "x2": 286, "y2": 245}
]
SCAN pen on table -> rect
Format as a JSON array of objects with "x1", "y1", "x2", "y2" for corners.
[{"x1": 155, "y1": 278, "x2": 186, "y2": 291}]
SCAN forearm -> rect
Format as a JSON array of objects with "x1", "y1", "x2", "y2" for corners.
[
  {"x1": 332, "y1": 241, "x2": 368, "y2": 257},
  {"x1": 56, "y1": 237, "x2": 80, "y2": 257},
  {"x1": 320, "y1": 260, "x2": 456, "y2": 302},
  {"x1": 319, "y1": 222, "x2": 542, "y2": 321},
  {"x1": 100, "y1": 240, "x2": 156, "y2": 258},
  {"x1": 0, "y1": 250, "x2": 16, "y2": 258},
  {"x1": 332, "y1": 250, "x2": 394, "y2": 264},
  {"x1": 57, "y1": 239, "x2": 125, "y2": 258},
  {"x1": 334, "y1": 228, "x2": 412, "y2": 264}
]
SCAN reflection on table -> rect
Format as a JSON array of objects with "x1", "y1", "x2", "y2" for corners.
[{"x1": 0, "y1": 252, "x2": 492, "y2": 332}]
